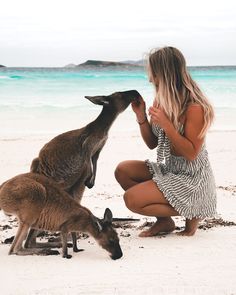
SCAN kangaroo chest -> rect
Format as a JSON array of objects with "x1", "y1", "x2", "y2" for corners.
[{"x1": 82, "y1": 133, "x2": 108, "y2": 155}]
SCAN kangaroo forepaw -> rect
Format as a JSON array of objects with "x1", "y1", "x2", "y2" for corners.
[
  {"x1": 84, "y1": 181, "x2": 94, "y2": 189},
  {"x1": 63, "y1": 254, "x2": 72, "y2": 259},
  {"x1": 73, "y1": 243, "x2": 83, "y2": 252},
  {"x1": 73, "y1": 248, "x2": 84, "y2": 253},
  {"x1": 84, "y1": 177, "x2": 95, "y2": 189}
]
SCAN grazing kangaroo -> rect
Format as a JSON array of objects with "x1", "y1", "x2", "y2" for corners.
[
  {"x1": 30, "y1": 90, "x2": 141, "y2": 201},
  {"x1": 0, "y1": 173, "x2": 123, "y2": 260}
]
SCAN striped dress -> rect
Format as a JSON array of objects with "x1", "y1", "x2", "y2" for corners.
[{"x1": 145, "y1": 124, "x2": 217, "y2": 219}]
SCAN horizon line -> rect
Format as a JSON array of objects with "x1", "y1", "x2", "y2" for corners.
[{"x1": 1, "y1": 64, "x2": 236, "y2": 68}]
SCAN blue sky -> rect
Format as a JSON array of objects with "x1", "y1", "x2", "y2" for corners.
[{"x1": 0, "y1": 0, "x2": 236, "y2": 66}]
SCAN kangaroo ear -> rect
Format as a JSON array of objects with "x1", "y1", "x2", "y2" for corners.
[
  {"x1": 103, "y1": 208, "x2": 113, "y2": 224},
  {"x1": 94, "y1": 218, "x2": 103, "y2": 232},
  {"x1": 91, "y1": 215, "x2": 103, "y2": 232},
  {"x1": 85, "y1": 95, "x2": 110, "y2": 106}
]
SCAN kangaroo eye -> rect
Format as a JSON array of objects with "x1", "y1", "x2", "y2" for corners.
[{"x1": 109, "y1": 239, "x2": 115, "y2": 244}]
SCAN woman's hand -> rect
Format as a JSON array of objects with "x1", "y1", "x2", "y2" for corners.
[
  {"x1": 148, "y1": 106, "x2": 171, "y2": 130},
  {"x1": 131, "y1": 96, "x2": 146, "y2": 121}
]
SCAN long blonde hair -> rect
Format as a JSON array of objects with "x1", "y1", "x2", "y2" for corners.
[{"x1": 148, "y1": 46, "x2": 214, "y2": 138}]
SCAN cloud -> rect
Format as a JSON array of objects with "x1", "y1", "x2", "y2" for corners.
[{"x1": 0, "y1": 0, "x2": 236, "y2": 66}]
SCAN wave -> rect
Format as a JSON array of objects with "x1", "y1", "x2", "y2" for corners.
[
  {"x1": 0, "y1": 75, "x2": 11, "y2": 79},
  {"x1": 0, "y1": 68, "x2": 146, "y2": 80},
  {"x1": 0, "y1": 75, "x2": 24, "y2": 80},
  {"x1": 10, "y1": 75, "x2": 24, "y2": 79},
  {"x1": 0, "y1": 103, "x2": 101, "y2": 113}
]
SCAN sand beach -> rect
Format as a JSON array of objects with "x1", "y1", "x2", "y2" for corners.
[{"x1": 0, "y1": 121, "x2": 235, "y2": 294}]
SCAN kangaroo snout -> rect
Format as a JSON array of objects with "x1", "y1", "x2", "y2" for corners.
[
  {"x1": 95, "y1": 208, "x2": 123, "y2": 260},
  {"x1": 122, "y1": 90, "x2": 142, "y2": 103},
  {"x1": 110, "y1": 245, "x2": 123, "y2": 260}
]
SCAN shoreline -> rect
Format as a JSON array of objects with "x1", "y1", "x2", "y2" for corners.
[{"x1": 1, "y1": 104, "x2": 236, "y2": 140}]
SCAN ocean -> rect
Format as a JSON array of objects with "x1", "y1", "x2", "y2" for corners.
[{"x1": 0, "y1": 66, "x2": 236, "y2": 137}]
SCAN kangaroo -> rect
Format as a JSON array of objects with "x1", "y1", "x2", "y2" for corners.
[
  {"x1": 0, "y1": 173, "x2": 123, "y2": 259},
  {"x1": 30, "y1": 90, "x2": 141, "y2": 201}
]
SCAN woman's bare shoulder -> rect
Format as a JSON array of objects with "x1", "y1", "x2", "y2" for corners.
[
  {"x1": 186, "y1": 103, "x2": 203, "y2": 114},
  {"x1": 180, "y1": 104, "x2": 203, "y2": 125},
  {"x1": 187, "y1": 103, "x2": 202, "y2": 108},
  {"x1": 185, "y1": 103, "x2": 204, "y2": 125}
]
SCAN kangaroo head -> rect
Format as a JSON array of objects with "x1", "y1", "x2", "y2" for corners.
[
  {"x1": 93, "y1": 208, "x2": 123, "y2": 260},
  {"x1": 85, "y1": 90, "x2": 141, "y2": 114}
]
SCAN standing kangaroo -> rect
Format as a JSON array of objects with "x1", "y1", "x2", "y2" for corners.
[
  {"x1": 30, "y1": 90, "x2": 141, "y2": 201},
  {"x1": 0, "y1": 173, "x2": 123, "y2": 259}
]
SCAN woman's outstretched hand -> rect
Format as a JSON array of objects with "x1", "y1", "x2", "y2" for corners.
[
  {"x1": 148, "y1": 106, "x2": 171, "y2": 130},
  {"x1": 131, "y1": 96, "x2": 146, "y2": 121}
]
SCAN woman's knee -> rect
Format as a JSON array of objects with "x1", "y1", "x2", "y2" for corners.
[
  {"x1": 123, "y1": 190, "x2": 138, "y2": 212},
  {"x1": 115, "y1": 160, "x2": 148, "y2": 180},
  {"x1": 114, "y1": 161, "x2": 129, "y2": 182}
]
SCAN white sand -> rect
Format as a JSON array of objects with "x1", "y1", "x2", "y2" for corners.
[{"x1": 0, "y1": 126, "x2": 236, "y2": 295}]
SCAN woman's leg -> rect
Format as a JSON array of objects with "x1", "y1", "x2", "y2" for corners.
[
  {"x1": 124, "y1": 179, "x2": 179, "y2": 216},
  {"x1": 177, "y1": 218, "x2": 202, "y2": 236},
  {"x1": 124, "y1": 180, "x2": 179, "y2": 236},
  {"x1": 114, "y1": 160, "x2": 152, "y2": 190},
  {"x1": 115, "y1": 160, "x2": 200, "y2": 237}
]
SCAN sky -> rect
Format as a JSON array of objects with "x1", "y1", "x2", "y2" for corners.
[{"x1": 0, "y1": 0, "x2": 236, "y2": 67}]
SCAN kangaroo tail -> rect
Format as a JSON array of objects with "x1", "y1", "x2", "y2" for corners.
[
  {"x1": 30, "y1": 157, "x2": 40, "y2": 173},
  {"x1": 112, "y1": 218, "x2": 140, "y2": 222}
]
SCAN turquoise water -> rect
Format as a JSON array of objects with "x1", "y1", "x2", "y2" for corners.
[{"x1": 0, "y1": 66, "x2": 236, "y2": 136}]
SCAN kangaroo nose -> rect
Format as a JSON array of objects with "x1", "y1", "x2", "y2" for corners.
[
  {"x1": 111, "y1": 249, "x2": 123, "y2": 260},
  {"x1": 123, "y1": 90, "x2": 141, "y2": 103}
]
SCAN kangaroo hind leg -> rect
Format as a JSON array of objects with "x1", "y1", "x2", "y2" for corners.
[
  {"x1": 9, "y1": 223, "x2": 59, "y2": 256},
  {"x1": 9, "y1": 222, "x2": 30, "y2": 255},
  {"x1": 61, "y1": 232, "x2": 72, "y2": 259},
  {"x1": 25, "y1": 228, "x2": 63, "y2": 249}
]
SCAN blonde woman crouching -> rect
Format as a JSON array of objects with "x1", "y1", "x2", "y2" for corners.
[{"x1": 115, "y1": 46, "x2": 216, "y2": 237}]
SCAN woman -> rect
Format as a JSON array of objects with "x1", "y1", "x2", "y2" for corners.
[{"x1": 115, "y1": 46, "x2": 216, "y2": 237}]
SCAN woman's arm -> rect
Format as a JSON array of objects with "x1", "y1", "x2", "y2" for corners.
[
  {"x1": 138, "y1": 118, "x2": 158, "y2": 149},
  {"x1": 149, "y1": 105, "x2": 205, "y2": 161},
  {"x1": 132, "y1": 97, "x2": 158, "y2": 149}
]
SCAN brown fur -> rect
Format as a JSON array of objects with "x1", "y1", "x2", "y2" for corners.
[
  {"x1": 30, "y1": 90, "x2": 141, "y2": 202},
  {"x1": 0, "y1": 173, "x2": 123, "y2": 259}
]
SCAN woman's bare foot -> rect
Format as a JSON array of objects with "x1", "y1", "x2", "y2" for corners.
[
  {"x1": 139, "y1": 217, "x2": 175, "y2": 237},
  {"x1": 177, "y1": 218, "x2": 202, "y2": 236}
]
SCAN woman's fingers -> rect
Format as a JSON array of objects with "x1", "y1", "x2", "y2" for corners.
[
  {"x1": 148, "y1": 106, "x2": 159, "y2": 116},
  {"x1": 131, "y1": 98, "x2": 146, "y2": 117}
]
